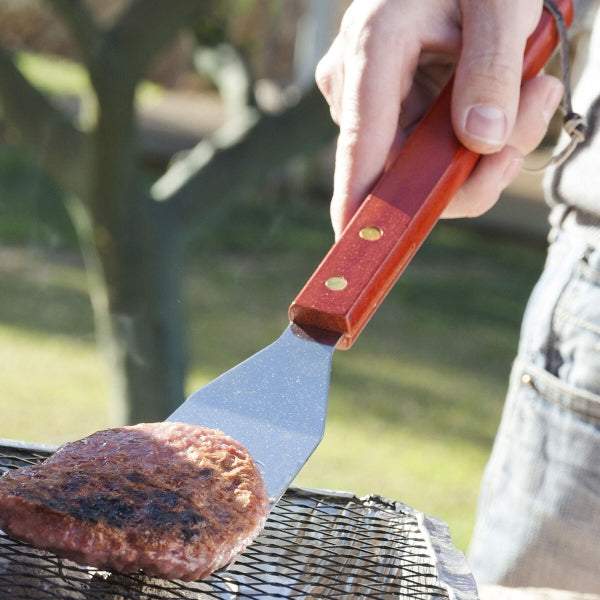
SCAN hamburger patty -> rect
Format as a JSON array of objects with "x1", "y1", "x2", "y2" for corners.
[{"x1": 0, "y1": 422, "x2": 269, "y2": 581}]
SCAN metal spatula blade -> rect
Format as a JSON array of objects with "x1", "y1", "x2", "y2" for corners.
[
  {"x1": 167, "y1": 324, "x2": 340, "y2": 502},
  {"x1": 167, "y1": 0, "x2": 569, "y2": 506}
]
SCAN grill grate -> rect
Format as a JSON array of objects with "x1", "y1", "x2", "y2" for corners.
[{"x1": 0, "y1": 439, "x2": 478, "y2": 600}]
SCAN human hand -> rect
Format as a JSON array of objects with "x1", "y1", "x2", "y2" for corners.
[{"x1": 316, "y1": 0, "x2": 564, "y2": 237}]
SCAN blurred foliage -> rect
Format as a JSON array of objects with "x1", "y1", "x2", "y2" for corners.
[
  {"x1": 0, "y1": 0, "x2": 311, "y2": 91},
  {"x1": 0, "y1": 145, "x2": 76, "y2": 248}
]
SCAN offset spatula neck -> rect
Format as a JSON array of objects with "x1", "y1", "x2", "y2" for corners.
[{"x1": 168, "y1": 324, "x2": 340, "y2": 503}]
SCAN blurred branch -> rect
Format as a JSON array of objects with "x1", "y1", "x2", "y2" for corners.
[
  {"x1": 152, "y1": 84, "x2": 337, "y2": 231},
  {"x1": 99, "y1": 0, "x2": 205, "y2": 84},
  {"x1": 194, "y1": 43, "x2": 256, "y2": 119},
  {"x1": 46, "y1": 0, "x2": 101, "y2": 65},
  {"x1": 0, "y1": 44, "x2": 86, "y2": 195}
]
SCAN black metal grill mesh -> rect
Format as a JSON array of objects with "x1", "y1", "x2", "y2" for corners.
[{"x1": 0, "y1": 441, "x2": 476, "y2": 599}]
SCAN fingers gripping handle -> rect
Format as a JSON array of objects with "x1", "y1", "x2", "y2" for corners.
[{"x1": 289, "y1": 0, "x2": 573, "y2": 350}]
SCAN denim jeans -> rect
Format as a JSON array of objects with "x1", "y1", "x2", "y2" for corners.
[{"x1": 467, "y1": 223, "x2": 600, "y2": 592}]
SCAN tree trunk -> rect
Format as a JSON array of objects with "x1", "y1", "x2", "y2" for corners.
[
  {"x1": 87, "y1": 69, "x2": 188, "y2": 422},
  {"x1": 67, "y1": 178, "x2": 187, "y2": 424},
  {"x1": 104, "y1": 227, "x2": 187, "y2": 423}
]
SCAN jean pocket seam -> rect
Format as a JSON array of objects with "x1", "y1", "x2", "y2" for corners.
[
  {"x1": 519, "y1": 359, "x2": 600, "y2": 422},
  {"x1": 554, "y1": 305, "x2": 600, "y2": 337}
]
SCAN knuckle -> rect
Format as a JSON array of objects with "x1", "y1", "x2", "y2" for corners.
[
  {"x1": 340, "y1": 2, "x2": 404, "y2": 62},
  {"x1": 314, "y1": 57, "x2": 331, "y2": 93},
  {"x1": 460, "y1": 50, "x2": 521, "y2": 115},
  {"x1": 466, "y1": 50, "x2": 520, "y2": 92}
]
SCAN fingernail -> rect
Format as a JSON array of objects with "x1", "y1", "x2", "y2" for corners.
[
  {"x1": 464, "y1": 105, "x2": 508, "y2": 146},
  {"x1": 500, "y1": 155, "x2": 524, "y2": 189},
  {"x1": 543, "y1": 83, "x2": 563, "y2": 125}
]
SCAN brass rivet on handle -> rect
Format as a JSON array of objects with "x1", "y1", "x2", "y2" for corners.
[
  {"x1": 325, "y1": 276, "x2": 347, "y2": 291},
  {"x1": 359, "y1": 226, "x2": 383, "y2": 241}
]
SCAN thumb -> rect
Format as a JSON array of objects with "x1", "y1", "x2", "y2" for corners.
[{"x1": 452, "y1": 0, "x2": 543, "y2": 154}]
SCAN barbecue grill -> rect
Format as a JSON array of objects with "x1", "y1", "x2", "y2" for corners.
[{"x1": 0, "y1": 439, "x2": 478, "y2": 599}]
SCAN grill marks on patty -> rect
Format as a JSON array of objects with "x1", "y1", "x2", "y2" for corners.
[
  {"x1": 15, "y1": 472, "x2": 210, "y2": 540},
  {"x1": 14, "y1": 469, "x2": 213, "y2": 541}
]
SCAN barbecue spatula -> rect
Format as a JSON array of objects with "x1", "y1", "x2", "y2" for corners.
[{"x1": 168, "y1": 0, "x2": 572, "y2": 504}]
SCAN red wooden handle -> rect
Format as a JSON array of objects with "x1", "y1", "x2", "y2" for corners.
[{"x1": 289, "y1": 0, "x2": 573, "y2": 349}]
